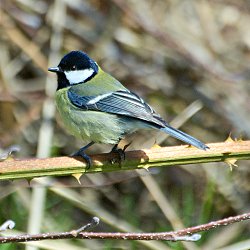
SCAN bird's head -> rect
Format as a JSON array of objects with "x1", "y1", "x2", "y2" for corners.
[{"x1": 48, "y1": 51, "x2": 98, "y2": 90}]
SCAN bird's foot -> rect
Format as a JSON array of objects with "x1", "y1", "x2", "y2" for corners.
[
  {"x1": 72, "y1": 150, "x2": 92, "y2": 170},
  {"x1": 110, "y1": 142, "x2": 131, "y2": 166},
  {"x1": 72, "y1": 142, "x2": 95, "y2": 170}
]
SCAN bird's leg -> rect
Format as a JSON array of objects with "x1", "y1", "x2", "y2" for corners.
[
  {"x1": 72, "y1": 141, "x2": 95, "y2": 169},
  {"x1": 110, "y1": 142, "x2": 131, "y2": 166},
  {"x1": 110, "y1": 144, "x2": 124, "y2": 162}
]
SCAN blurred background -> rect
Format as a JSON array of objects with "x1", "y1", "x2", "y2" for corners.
[{"x1": 0, "y1": 0, "x2": 250, "y2": 249}]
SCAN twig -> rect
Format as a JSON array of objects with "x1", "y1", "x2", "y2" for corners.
[
  {"x1": 0, "y1": 213, "x2": 249, "y2": 243},
  {"x1": 70, "y1": 217, "x2": 100, "y2": 236},
  {"x1": 0, "y1": 141, "x2": 249, "y2": 180}
]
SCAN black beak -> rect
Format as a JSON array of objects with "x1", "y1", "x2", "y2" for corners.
[{"x1": 48, "y1": 66, "x2": 61, "y2": 73}]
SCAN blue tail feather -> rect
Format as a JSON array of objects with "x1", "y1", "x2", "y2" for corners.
[{"x1": 161, "y1": 125, "x2": 209, "y2": 150}]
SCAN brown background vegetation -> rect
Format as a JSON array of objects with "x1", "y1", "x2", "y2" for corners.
[{"x1": 0, "y1": 0, "x2": 250, "y2": 249}]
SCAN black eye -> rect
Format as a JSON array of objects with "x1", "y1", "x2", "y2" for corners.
[{"x1": 71, "y1": 65, "x2": 76, "y2": 70}]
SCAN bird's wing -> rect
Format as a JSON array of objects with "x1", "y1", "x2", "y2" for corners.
[
  {"x1": 68, "y1": 89, "x2": 167, "y2": 127},
  {"x1": 68, "y1": 88, "x2": 209, "y2": 150}
]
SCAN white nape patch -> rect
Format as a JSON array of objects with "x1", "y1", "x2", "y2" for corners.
[
  {"x1": 87, "y1": 93, "x2": 112, "y2": 105},
  {"x1": 65, "y1": 69, "x2": 94, "y2": 84}
]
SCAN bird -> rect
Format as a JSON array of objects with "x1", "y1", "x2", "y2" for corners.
[{"x1": 48, "y1": 50, "x2": 209, "y2": 167}]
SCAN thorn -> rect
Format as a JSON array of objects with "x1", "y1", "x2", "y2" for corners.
[
  {"x1": 72, "y1": 173, "x2": 82, "y2": 184},
  {"x1": 225, "y1": 134, "x2": 235, "y2": 143},
  {"x1": 25, "y1": 178, "x2": 33, "y2": 186},
  {"x1": 142, "y1": 165, "x2": 150, "y2": 172},
  {"x1": 225, "y1": 158, "x2": 238, "y2": 171}
]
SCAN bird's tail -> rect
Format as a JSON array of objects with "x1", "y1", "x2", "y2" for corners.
[{"x1": 160, "y1": 125, "x2": 209, "y2": 150}]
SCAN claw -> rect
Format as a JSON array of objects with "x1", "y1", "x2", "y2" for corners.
[
  {"x1": 123, "y1": 142, "x2": 132, "y2": 152},
  {"x1": 73, "y1": 150, "x2": 92, "y2": 169},
  {"x1": 72, "y1": 141, "x2": 95, "y2": 170},
  {"x1": 110, "y1": 142, "x2": 131, "y2": 166}
]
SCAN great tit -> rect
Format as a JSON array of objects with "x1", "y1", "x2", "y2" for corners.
[{"x1": 48, "y1": 51, "x2": 209, "y2": 166}]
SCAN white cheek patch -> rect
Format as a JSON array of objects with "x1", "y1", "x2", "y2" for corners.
[{"x1": 65, "y1": 69, "x2": 94, "y2": 84}]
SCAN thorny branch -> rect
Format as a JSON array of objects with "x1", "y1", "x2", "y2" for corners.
[
  {"x1": 0, "y1": 141, "x2": 249, "y2": 180},
  {"x1": 0, "y1": 213, "x2": 249, "y2": 243}
]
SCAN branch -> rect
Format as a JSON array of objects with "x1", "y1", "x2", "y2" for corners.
[
  {"x1": 0, "y1": 141, "x2": 249, "y2": 180},
  {"x1": 0, "y1": 213, "x2": 249, "y2": 243}
]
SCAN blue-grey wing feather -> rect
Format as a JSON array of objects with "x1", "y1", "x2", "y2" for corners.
[{"x1": 68, "y1": 89, "x2": 166, "y2": 127}]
